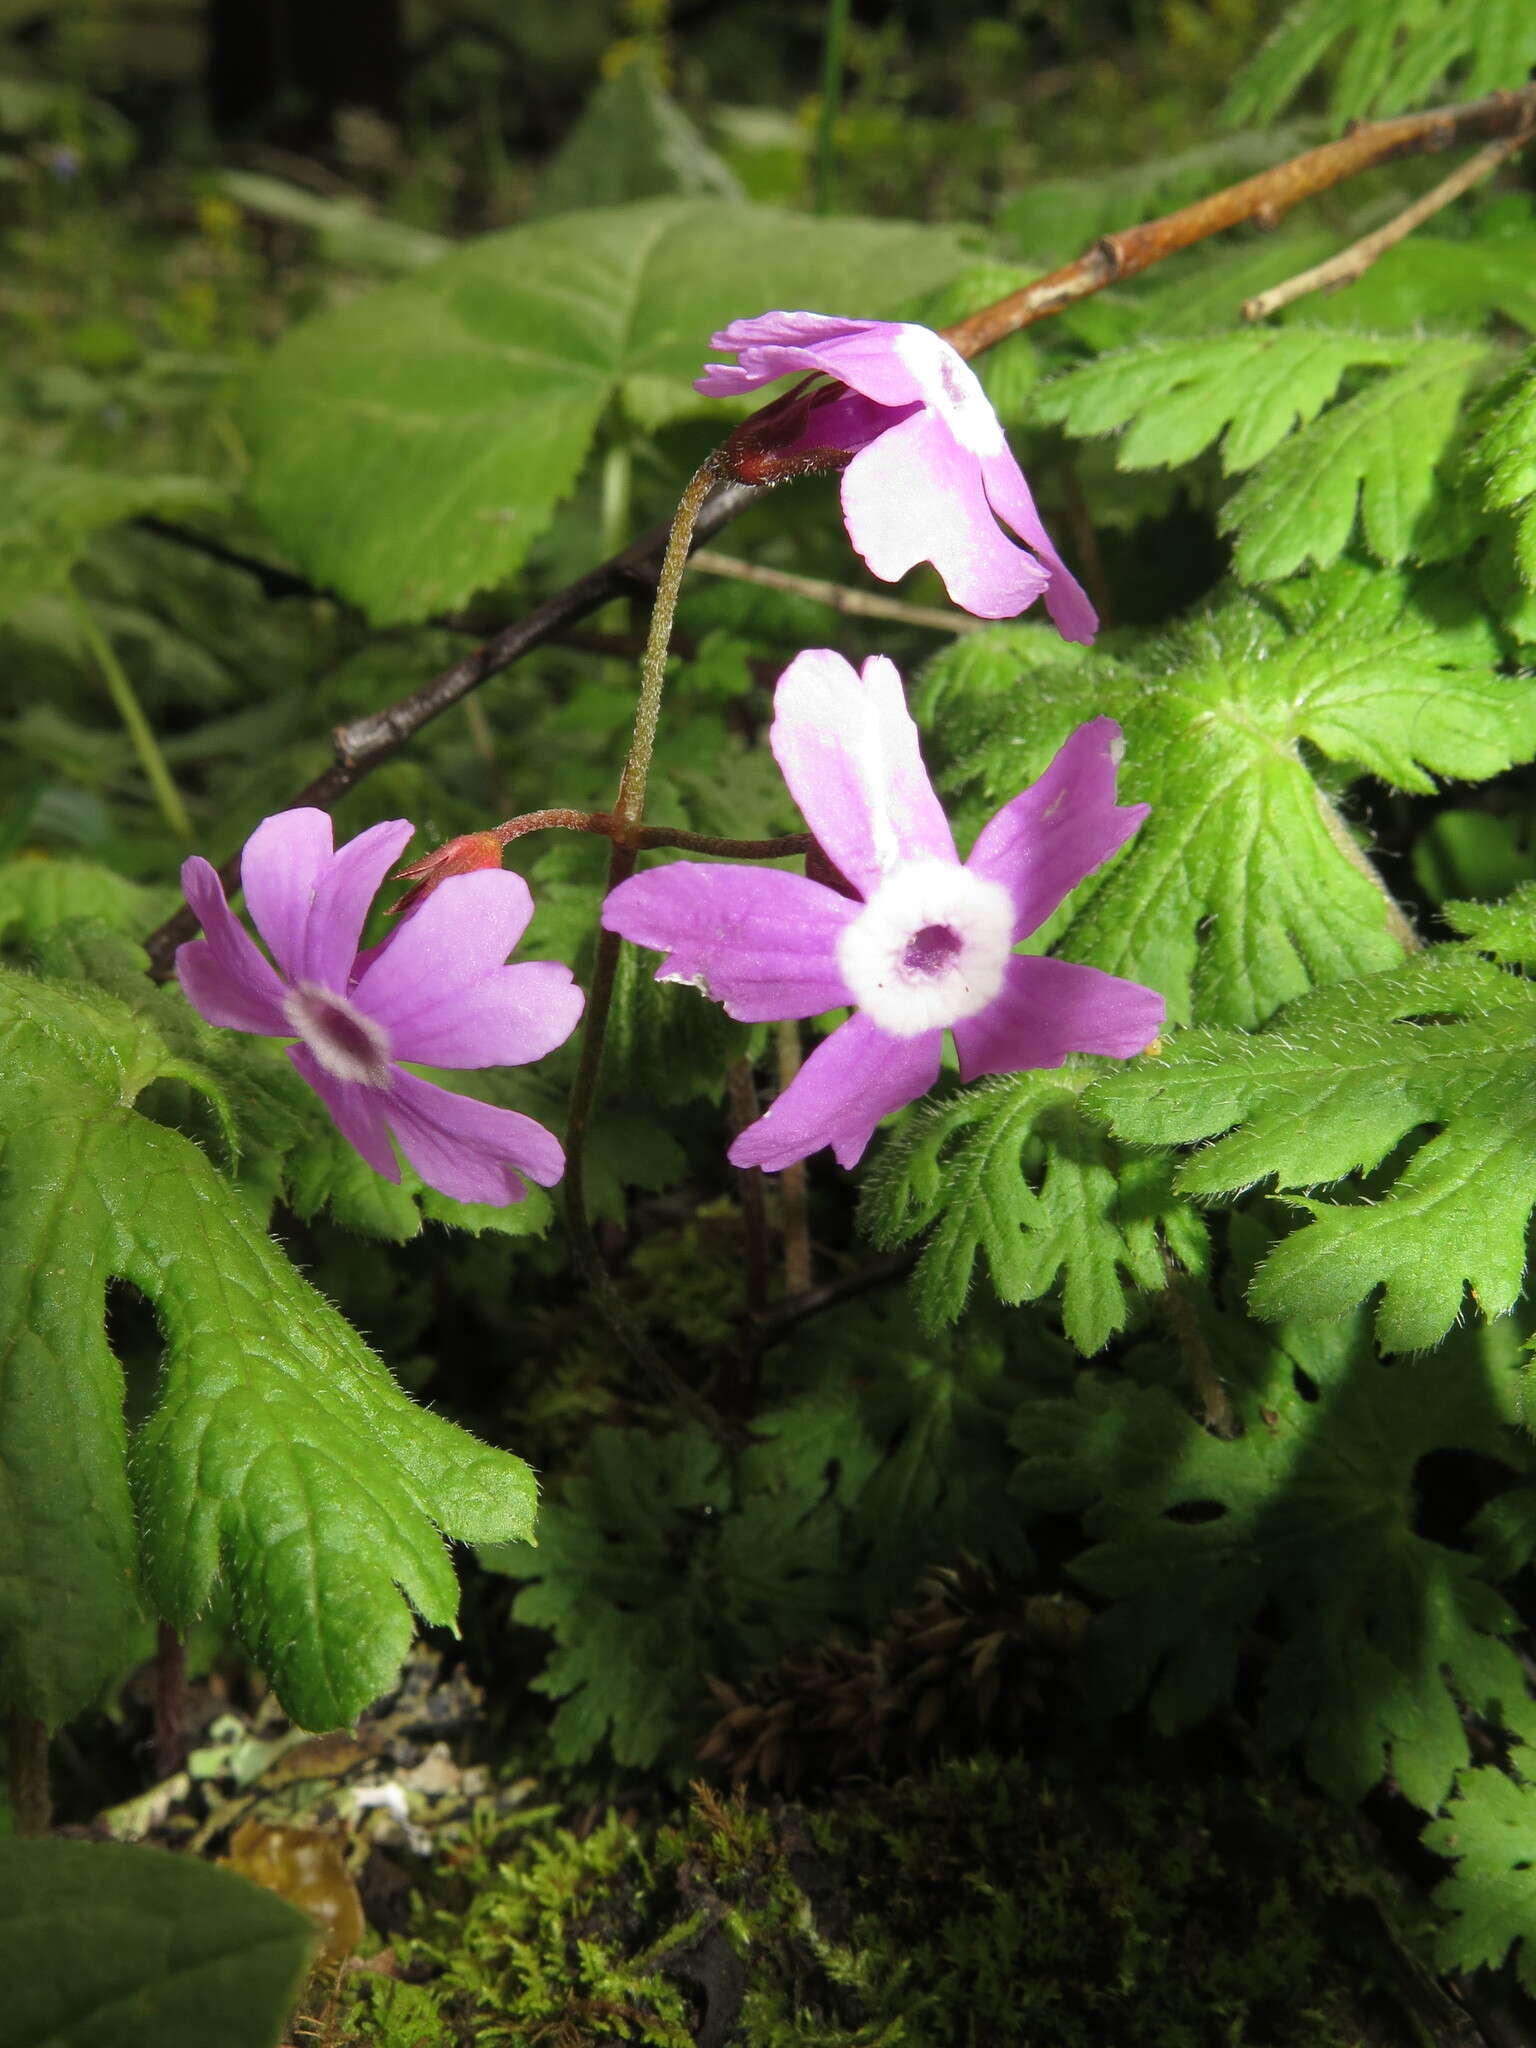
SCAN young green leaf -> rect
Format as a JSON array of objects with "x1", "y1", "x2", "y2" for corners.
[
  {"x1": 0, "y1": 967, "x2": 537, "y2": 1731},
  {"x1": 1014, "y1": 1312, "x2": 1536, "y2": 1805},
  {"x1": 242, "y1": 199, "x2": 968, "y2": 624},
  {"x1": 862, "y1": 1068, "x2": 1205, "y2": 1351},
  {"x1": 1225, "y1": 0, "x2": 1536, "y2": 126},
  {"x1": 0, "y1": 1837, "x2": 313, "y2": 2048},
  {"x1": 922, "y1": 563, "x2": 1528, "y2": 1030},
  {"x1": 502, "y1": 1412, "x2": 851, "y2": 1771},
  {"x1": 1034, "y1": 329, "x2": 1412, "y2": 474},
  {"x1": 1091, "y1": 934, "x2": 1536, "y2": 1351},
  {"x1": 1221, "y1": 340, "x2": 1488, "y2": 581},
  {"x1": 1425, "y1": 1758, "x2": 1536, "y2": 1994}
]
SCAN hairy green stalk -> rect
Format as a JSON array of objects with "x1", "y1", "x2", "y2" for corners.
[{"x1": 68, "y1": 584, "x2": 195, "y2": 845}]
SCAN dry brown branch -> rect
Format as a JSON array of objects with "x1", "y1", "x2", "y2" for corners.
[
  {"x1": 688, "y1": 549, "x2": 981, "y2": 633},
  {"x1": 1243, "y1": 128, "x2": 1535, "y2": 321}
]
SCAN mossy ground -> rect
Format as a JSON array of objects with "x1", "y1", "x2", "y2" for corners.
[{"x1": 337, "y1": 1736, "x2": 1431, "y2": 2048}]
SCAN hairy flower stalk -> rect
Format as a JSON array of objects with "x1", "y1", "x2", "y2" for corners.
[
  {"x1": 604, "y1": 650, "x2": 1163, "y2": 1170},
  {"x1": 177, "y1": 809, "x2": 583, "y2": 1204}
]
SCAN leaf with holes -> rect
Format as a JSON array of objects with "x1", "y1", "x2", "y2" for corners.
[{"x1": 0, "y1": 965, "x2": 536, "y2": 1732}]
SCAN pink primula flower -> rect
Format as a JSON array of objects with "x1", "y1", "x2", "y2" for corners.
[
  {"x1": 698, "y1": 312, "x2": 1097, "y2": 640},
  {"x1": 602, "y1": 651, "x2": 1161, "y2": 1173},
  {"x1": 177, "y1": 809, "x2": 583, "y2": 1205}
]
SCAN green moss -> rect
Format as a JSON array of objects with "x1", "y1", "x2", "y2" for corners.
[{"x1": 344, "y1": 1745, "x2": 1424, "y2": 2046}]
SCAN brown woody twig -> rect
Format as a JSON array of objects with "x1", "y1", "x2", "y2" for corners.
[{"x1": 1243, "y1": 127, "x2": 1535, "y2": 321}]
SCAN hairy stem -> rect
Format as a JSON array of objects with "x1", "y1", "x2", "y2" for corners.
[
  {"x1": 69, "y1": 585, "x2": 195, "y2": 845},
  {"x1": 1314, "y1": 785, "x2": 1420, "y2": 954},
  {"x1": 614, "y1": 460, "x2": 720, "y2": 832}
]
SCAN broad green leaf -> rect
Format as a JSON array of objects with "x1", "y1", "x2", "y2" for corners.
[
  {"x1": 921, "y1": 563, "x2": 1526, "y2": 1030},
  {"x1": 1225, "y1": 0, "x2": 1536, "y2": 125},
  {"x1": 1473, "y1": 348, "x2": 1536, "y2": 585},
  {"x1": 0, "y1": 1837, "x2": 312, "y2": 2048},
  {"x1": 531, "y1": 59, "x2": 741, "y2": 218},
  {"x1": 0, "y1": 456, "x2": 225, "y2": 626},
  {"x1": 1015, "y1": 1313, "x2": 1536, "y2": 1804},
  {"x1": 0, "y1": 968, "x2": 537, "y2": 1730},
  {"x1": 242, "y1": 199, "x2": 968, "y2": 624},
  {"x1": 1092, "y1": 934, "x2": 1536, "y2": 1351},
  {"x1": 1034, "y1": 330, "x2": 1412, "y2": 474},
  {"x1": 0, "y1": 857, "x2": 169, "y2": 953},
  {"x1": 1425, "y1": 1760, "x2": 1536, "y2": 1994},
  {"x1": 862, "y1": 1069, "x2": 1206, "y2": 1351},
  {"x1": 1220, "y1": 341, "x2": 1487, "y2": 582}
]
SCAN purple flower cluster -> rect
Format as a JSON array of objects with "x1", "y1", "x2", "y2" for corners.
[{"x1": 178, "y1": 312, "x2": 1156, "y2": 1200}]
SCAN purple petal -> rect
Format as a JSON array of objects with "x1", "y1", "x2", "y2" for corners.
[
  {"x1": 354, "y1": 868, "x2": 532, "y2": 1019},
  {"x1": 289, "y1": 1045, "x2": 399, "y2": 1179},
  {"x1": 951, "y1": 955, "x2": 1164, "y2": 1083},
  {"x1": 729, "y1": 1011, "x2": 942, "y2": 1172},
  {"x1": 388, "y1": 962, "x2": 583, "y2": 1067},
  {"x1": 176, "y1": 855, "x2": 289, "y2": 1034},
  {"x1": 771, "y1": 650, "x2": 955, "y2": 898},
  {"x1": 298, "y1": 818, "x2": 416, "y2": 992},
  {"x1": 979, "y1": 447, "x2": 1099, "y2": 645},
  {"x1": 240, "y1": 809, "x2": 334, "y2": 979},
  {"x1": 841, "y1": 410, "x2": 1052, "y2": 620},
  {"x1": 602, "y1": 863, "x2": 856, "y2": 1022},
  {"x1": 965, "y1": 719, "x2": 1149, "y2": 941},
  {"x1": 384, "y1": 1069, "x2": 564, "y2": 1205}
]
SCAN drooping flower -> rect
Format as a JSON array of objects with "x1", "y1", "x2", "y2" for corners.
[
  {"x1": 698, "y1": 312, "x2": 1097, "y2": 641},
  {"x1": 177, "y1": 809, "x2": 584, "y2": 1205},
  {"x1": 602, "y1": 650, "x2": 1161, "y2": 1173}
]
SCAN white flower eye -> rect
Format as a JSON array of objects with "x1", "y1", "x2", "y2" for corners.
[
  {"x1": 283, "y1": 981, "x2": 394, "y2": 1088},
  {"x1": 838, "y1": 860, "x2": 1014, "y2": 1037}
]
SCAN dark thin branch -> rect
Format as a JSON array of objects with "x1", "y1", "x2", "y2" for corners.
[
  {"x1": 143, "y1": 480, "x2": 760, "y2": 975},
  {"x1": 135, "y1": 517, "x2": 320, "y2": 602},
  {"x1": 750, "y1": 1247, "x2": 918, "y2": 1350}
]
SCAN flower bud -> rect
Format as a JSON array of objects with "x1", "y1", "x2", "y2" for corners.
[{"x1": 389, "y1": 830, "x2": 503, "y2": 915}]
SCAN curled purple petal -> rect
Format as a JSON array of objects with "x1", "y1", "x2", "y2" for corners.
[
  {"x1": 289, "y1": 1046, "x2": 399, "y2": 1180},
  {"x1": 240, "y1": 809, "x2": 335, "y2": 980},
  {"x1": 978, "y1": 448, "x2": 1099, "y2": 645},
  {"x1": 771, "y1": 650, "x2": 955, "y2": 896},
  {"x1": 966, "y1": 718, "x2": 1149, "y2": 941},
  {"x1": 176, "y1": 856, "x2": 289, "y2": 1035},
  {"x1": 729, "y1": 1011, "x2": 942, "y2": 1172},
  {"x1": 841, "y1": 410, "x2": 1052, "y2": 621},
  {"x1": 951, "y1": 955, "x2": 1164, "y2": 1084},
  {"x1": 384, "y1": 1069, "x2": 565, "y2": 1205},
  {"x1": 602, "y1": 863, "x2": 857, "y2": 1022}
]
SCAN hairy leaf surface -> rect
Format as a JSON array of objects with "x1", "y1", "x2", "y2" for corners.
[
  {"x1": 0, "y1": 968, "x2": 536, "y2": 1730},
  {"x1": 1425, "y1": 1760, "x2": 1536, "y2": 1994},
  {"x1": 921, "y1": 564, "x2": 1527, "y2": 1030},
  {"x1": 1092, "y1": 933, "x2": 1536, "y2": 1350},
  {"x1": 863, "y1": 1069, "x2": 1205, "y2": 1350}
]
